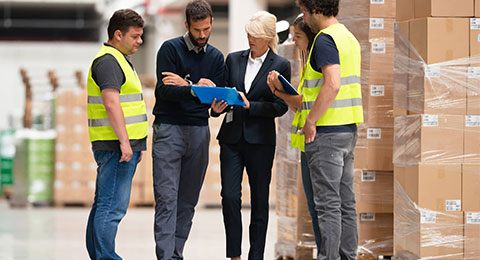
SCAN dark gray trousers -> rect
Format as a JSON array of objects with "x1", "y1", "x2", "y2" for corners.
[
  {"x1": 152, "y1": 123, "x2": 210, "y2": 260},
  {"x1": 305, "y1": 131, "x2": 358, "y2": 260}
]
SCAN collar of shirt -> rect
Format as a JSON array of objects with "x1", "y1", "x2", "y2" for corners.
[
  {"x1": 183, "y1": 33, "x2": 207, "y2": 54},
  {"x1": 103, "y1": 42, "x2": 133, "y2": 67},
  {"x1": 248, "y1": 49, "x2": 269, "y2": 65}
]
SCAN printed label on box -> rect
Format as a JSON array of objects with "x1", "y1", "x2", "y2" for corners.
[
  {"x1": 370, "y1": 85, "x2": 385, "y2": 96},
  {"x1": 370, "y1": 18, "x2": 384, "y2": 29},
  {"x1": 468, "y1": 67, "x2": 480, "y2": 78},
  {"x1": 362, "y1": 171, "x2": 376, "y2": 182},
  {"x1": 371, "y1": 42, "x2": 386, "y2": 54},
  {"x1": 367, "y1": 128, "x2": 381, "y2": 139},
  {"x1": 312, "y1": 248, "x2": 317, "y2": 259},
  {"x1": 423, "y1": 115, "x2": 439, "y2": 127},
  {"x1": 467, "y1": 212, "x2": 480, "y2": 224},
  {"x1": 371, "y1": 0, "x2": 385, "y2": 4},
  {"x1": 471, "y1": 18, "x2": 480, "y2": 30},
  {"x1": 446, "y1": 200, "x2": 461, "y2": 212},
  {"x1": 360, "y1": 213, "x2": 376, "y2": 222},
  {"x1": 421, "y1": 211, "x2": 437, "y2": 224},
  {"x1": 466, "y1": 116, "x2": 480, "y2": 127},
  {"x1": 425, "y1": 66, "x2": 441, "y2": 78}
]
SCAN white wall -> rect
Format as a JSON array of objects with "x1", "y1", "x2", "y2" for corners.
[{"x1": 0, "y1": 42, "x2": 100, "y2": 129}]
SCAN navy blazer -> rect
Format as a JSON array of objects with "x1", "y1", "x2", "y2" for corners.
[{"x1": 214, "y1": 49, "x2": 290, "y2": 146}]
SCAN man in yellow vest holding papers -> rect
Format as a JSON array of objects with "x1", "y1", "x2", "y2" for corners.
[
  {"x1": 85, "y1": 9, "x2": 147, "y2": 260},
  {"x1": 296, "y1": 0, "x2": 363, "y2": 259}
]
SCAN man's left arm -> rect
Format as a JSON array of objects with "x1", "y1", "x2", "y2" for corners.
[{"x1": 301, "y1": 64, "x2": 341, "y2": 143}]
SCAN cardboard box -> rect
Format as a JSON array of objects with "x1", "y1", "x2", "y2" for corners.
[
  {"x1": 338, "y1": 0, "x2": 397, "y2": 19},
  {"x1": 354, "y1": 170, "x2": 393, "y2": 213},
  {"x1": 354, "y1": 127, "x2": 394, "y2": 171},
  {"x1": 408, "y1": 64, "x2": 467, "y2": 115},
  {"x1": 465, "y1": 116, "x2": 480, "y2": 163},
  {"x1": 463, "y1": 164, "x2": 480, "y2": 211},
  {"x1": 410, "y1": 18, "x2": 470, "y2": 64},
  {"x1": 363, "y1": 84, "x2": 394, "y2": 128},
  {"x1": 397, "y1": 0, "x2": 414, "y2": 21},
  {"x1": 394, "y1": 210, "x2": 464, "y2": 259},
  {"x1": 415, "y1": 0, "x2": 474, "y2": 18},
  {"x1": 358, "y1": 213, "x2": 393, "y2": 257},
  {"x1": 464, "y1": 212, "x2": 480, "y2": 259},
  {"x1": 394, "y1": 115, "x2": 464, "y2": 165},
  {"x1": 394, "y1": 163, "x2": 462, "y2": 212},
  {"x1": 477, "y1": 0, "x2": 480, "y2": 17},
  {"x1": 467, "y1": 66, "x2": 480, "y2": 115}
]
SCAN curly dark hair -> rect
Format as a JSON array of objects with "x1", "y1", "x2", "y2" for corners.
[
  {"x1": 186, "y1": 0, "x2": 213, "y2": 26},
  {"x1": 107, "y1": 9, "x2": 144, "y2": 40},
  {"x1": 296, "y1": 0, "x2": 339, "y2": 17}
]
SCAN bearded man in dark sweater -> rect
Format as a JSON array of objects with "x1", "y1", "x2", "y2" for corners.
[{"x1": 151, "y1": 1, "x2": 225, "y2": 259}]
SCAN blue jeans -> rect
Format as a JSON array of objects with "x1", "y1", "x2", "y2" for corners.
[
  {"x1": 305, "y1": 132, "x2": 358, "y2": 260},
  {"x1": 300, "y1": 152, "x2": 322, "y2": 250},
  {"x1": 86, "y1": 150, "x2": 141, "y2": 260}
]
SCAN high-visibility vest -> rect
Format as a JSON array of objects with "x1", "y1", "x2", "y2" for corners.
[
  {"x1": 291, "y1": 23, "x2": 363, "y2": 152},
  {"x1": 87, "y1": 45, "x2": 148, "y2": 142}
]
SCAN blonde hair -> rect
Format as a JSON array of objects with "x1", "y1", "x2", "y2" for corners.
[{"x1": 245, "y1": 11, "x2": 278, "y2": 54}]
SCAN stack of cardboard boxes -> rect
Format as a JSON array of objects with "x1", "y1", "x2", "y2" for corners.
[
  {"x1": 338, "y1": 0, "x2": 397, "y2": 257},
  {"x1": 53, "y1": 86, "x2": 155, "y2": 207},
  {"x1": 393, "y1": 0, "x2": 480, "y2": 258}
]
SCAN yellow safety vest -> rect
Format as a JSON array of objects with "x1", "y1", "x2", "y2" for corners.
[
  {"x1": 291, "y1": 23, "x2": 363, "y2": 152},
  {"x1": 87, "y1": 45, "x2": 148, "y2": 142}
]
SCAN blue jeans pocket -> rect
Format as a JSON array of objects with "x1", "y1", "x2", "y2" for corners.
[{"x1": 93, "y1": 151, "x2": 116, "y2": 166}]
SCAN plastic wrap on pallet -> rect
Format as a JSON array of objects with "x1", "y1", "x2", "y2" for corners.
[
  {"x1": 392, "y1": 21, "x2": 480, "y2": 165},
  {"x1": 393, "y1": 170, "x2": 468, "y2": 259},
  {"x1": 341, "y1": 17, "x2": 396, "y2": 129},
  {"x1": 275, "y1": 41, "x2": 316, "y2": 260}
]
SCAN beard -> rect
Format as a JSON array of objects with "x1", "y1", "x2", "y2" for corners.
[{"x1": 188, "y1": 32, "x2": 209, "y2": 48}]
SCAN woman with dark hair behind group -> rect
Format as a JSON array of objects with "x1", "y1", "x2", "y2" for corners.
[{"x1": 267, "y1": 14, "x2": 321, "y2": 251}]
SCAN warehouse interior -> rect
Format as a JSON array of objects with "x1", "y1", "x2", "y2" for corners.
[{"x1": 1, "y1": 0, "x2": 480, "y2": 259}]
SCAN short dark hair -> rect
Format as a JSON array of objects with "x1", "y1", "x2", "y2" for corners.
[
  {"x1": 293, "y1": 15, "x2": 316, "y2": 51},
  {"x1": 297, "y1": 0, "x2": 339, "y2": 17},
  {"x1": 185, "y1": 0, "x2": 213, "y2": 26},
  {"x1": 107, "y1": 9, "x2": 144, "y2": 40}
]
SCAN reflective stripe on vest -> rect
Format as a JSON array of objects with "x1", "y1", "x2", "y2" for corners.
[
  {"x1": 87, "y1": 93, "x2": 144, "y2": 104},
  {"x1": 302, "y1": 75, "x2": 360, "y2": 89},
  {"x1": 302, "y1": 97, "x2": 362, "y2": 111},
  {"x1": 87, "y1": 45, "x2": 148, "y2": 142},
  {"x1": 88, "y1": 114, "x2": 148, "y2": 127}
]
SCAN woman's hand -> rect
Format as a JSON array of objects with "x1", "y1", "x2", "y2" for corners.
[{"x1": 267, "y1": 70, "x2": 283, "y2": 95}]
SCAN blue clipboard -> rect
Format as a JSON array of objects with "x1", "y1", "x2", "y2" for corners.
[
  {"x1": 278, "y1": 74, "x2": 299, "y2": 95},
  {"x1": 191, "y1": 86, "x2": 246, "y2": 106}
]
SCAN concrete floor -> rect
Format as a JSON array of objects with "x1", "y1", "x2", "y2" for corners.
[{"x1": 0, "y1": 200, "x2": 277, "y2": 260}]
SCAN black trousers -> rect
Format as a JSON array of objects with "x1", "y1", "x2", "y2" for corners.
[{"x1": 220, "y1": 139, "x2": 275, "y2": 260}]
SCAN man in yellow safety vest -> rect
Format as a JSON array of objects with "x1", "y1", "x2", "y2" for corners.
[
  {"x1": 296, "y1": 0, "x2": 363, "y2": 259},
  {"x1": 85, "y1": 9, "x2": 147, "y2": 260}
]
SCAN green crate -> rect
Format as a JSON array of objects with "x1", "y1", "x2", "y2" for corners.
[
  {"x1": 25, "y1": 131, "x2": 55, "y2": 203},
  {"x1": 1, "y1": 158, "x2": 14, "y2": 185},
  {"x1": 0, "y1": 129, "x2": 15, "y2": 187}
]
